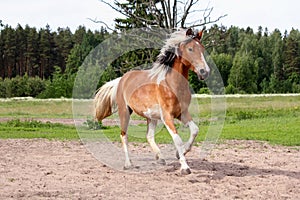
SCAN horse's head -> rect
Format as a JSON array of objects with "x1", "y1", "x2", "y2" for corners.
[{"x1": 178, "y1": 28, "x2": 210, "y2": 80}]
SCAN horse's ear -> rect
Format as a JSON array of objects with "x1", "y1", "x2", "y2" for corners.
[
  {"x1": 196, "y1": 26, "x2": 206, "y2": 40},
  {"x1": 186, "y1": 28, "x2": 194, "y2": 37},
  {"x1": 196, "y1": 31, "x2": 203, "y2": 40}
]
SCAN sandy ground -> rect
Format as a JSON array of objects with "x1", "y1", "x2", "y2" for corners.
[{"x1": 0, "y1": 139, "x2": 299, "y2": 200}]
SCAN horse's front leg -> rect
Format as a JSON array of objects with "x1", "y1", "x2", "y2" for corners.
[
  {"x1": 184, "y1": 120, "x2": 199, "y2": 153},
  {"x1": 163, "y1": 115, "x2": 191, "y2": 175},
  {"x1": 176, "y1": 111, "x2": 199, "y2": 159}
]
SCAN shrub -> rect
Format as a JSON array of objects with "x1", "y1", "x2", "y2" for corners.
[
  {"x1": 225, "y1": 84, "x2": 238, "y2": 94},
  {"x1": 0, "y1": 75, "x2": 46, "y2": 98},
  {"x1": 199, "y1": 87, "x2": 210, "y2": 94},
  {"x1": 38, "y1": 66, "x2": 75, "y2": 98},
  {"x1": 0, "y1": 78, "x2": 6, "y2": 98}
]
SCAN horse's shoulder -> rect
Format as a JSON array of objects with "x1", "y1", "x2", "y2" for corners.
[{"x1": 122, "y1": 69, "x2": 150, "y2": 79}]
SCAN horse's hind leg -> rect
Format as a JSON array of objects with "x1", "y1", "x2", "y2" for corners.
[
  {"x1": 146, "y1": 119, "x2": 166, "y2": 165},
  {"x1": 119, "y1": 106, "x2": 132, "y2": 169}
]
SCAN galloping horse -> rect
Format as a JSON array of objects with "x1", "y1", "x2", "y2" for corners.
[{"x1": 94, "y1": 28, "x2": 210, "y2": 174}]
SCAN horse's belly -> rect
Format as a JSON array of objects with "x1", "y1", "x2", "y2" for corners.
[{"x1": 142, "y1": 104, "x2": 161, "y2": 120}]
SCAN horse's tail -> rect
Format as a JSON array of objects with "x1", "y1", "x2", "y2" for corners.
[{"x1": 94, "y1": 77, "x2": 121, "y2": 121}]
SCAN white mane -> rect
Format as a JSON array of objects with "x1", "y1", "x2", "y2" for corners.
[{"x1": 149, "y1": 29, "x2": 189, "y2": 83}]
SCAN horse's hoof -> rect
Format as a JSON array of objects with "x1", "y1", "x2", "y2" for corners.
[
  {"x1": 123, "y1": 165, "x2": 140, "y2": 170},
  {"x1": 181, "y1": 168, "x2": 191, "y2": 175},
  {"x1": 123, "y1": 164, "x2": 134, "y2": 170},
  {"x1": 157, "y1": 158, "x2": 166, "y2": 165},
  {"x1": 123, "y1": 166, "x2": 132, "y2": 170}
]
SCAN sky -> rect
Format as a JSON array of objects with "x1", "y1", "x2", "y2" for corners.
[{"x1": 0, "y1": 0, "x2": 299, "y2": 33}]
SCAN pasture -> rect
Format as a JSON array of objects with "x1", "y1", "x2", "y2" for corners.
[
  {"x1": 0, "y1": 95, "x2": 299, "y2": 199},
  {"x1": 0, "y1": 95, "x2": 299, "y2": 145}
]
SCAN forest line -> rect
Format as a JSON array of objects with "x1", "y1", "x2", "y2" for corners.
[{"x1": 0, "y1": 24, "x2": 299, "y2": 97}]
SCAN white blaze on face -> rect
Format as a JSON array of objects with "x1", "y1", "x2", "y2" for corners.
[
  {"x1": 194, "y1": 41, "x2": 210, "y2": 74},
  {"x1": 201, "y1": 52, "x2": 210, "y2": 74}
]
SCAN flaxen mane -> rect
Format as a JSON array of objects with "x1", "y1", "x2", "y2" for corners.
[{"x1": 149, "y1": 29, "x2": 192, "y2": 83}]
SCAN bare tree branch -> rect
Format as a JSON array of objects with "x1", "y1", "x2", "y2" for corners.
[
  {"x1": 160, "y1": 1, "x2": 169, "y2": 28},
  {"x1": 149, "y1": 1, "x2": 163, "y2": 27},
  {"x1": 172, "y1": 0, "x2": 177, "y2": 29},
  {"x1": 188, "y1": 14, "x2": 228, "y2": 28},
  {"x1": 99, "y1": 0, "x2": 129, "y2": 17},
  {"x1": 188, "y1": 8, "x2": 214, "y2": 14},
  {"x1": 166, "y1": 0, "x2": 173, "y2": 28},
  {"x1": 87, "y1": 18, "x2": 115, "y2": 32},
  {"x1": 181, "y1": 0, "x2": 199, "y2": 28}
]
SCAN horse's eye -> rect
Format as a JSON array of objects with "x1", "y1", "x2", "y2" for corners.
[{"x1": 188, "y1": 47, "x2": 193, "y2": 52}]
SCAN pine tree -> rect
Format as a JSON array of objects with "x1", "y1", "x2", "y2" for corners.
[
  {"x1": 2, "y1": 25, "x2": 16, "y2": 78},
  {"x1": 228, "y1": 51, "x2": 258, "y2": 93},
  {"x1": 256, "y1": 27, "x2": 273, "y2": 91},
  {"x1": 114, "y1": 0, "x2": 162, "y2": 31},
  {"x1": 284, "y1": 29, "x2": 300, "y2": 78},
  {"x1": 270, "y1": 29, "x2": 284, "y2": 80},
  {"x1": 25, "y1": 25, "x2": 39, "y2": 77},
  {"x1": 73, "y1": 26, "x2": 86, "y2": 44},
  {"x1": 0, "y1": 25, "x2": 4, "y2": 78},
  {"x1": 211, "y1": 51, "x2": 233, "y2": 86},
  {"x1": 228, "y1": 34, "x2": 259, "y2": 93},
  {"x1": 38, "y1": 25, "x2": 58, "y2": 78},
  {"x1": 225, "y1": 26, "x2": 240, "y2": 56},
  {"x1": 15, "y1": 24, "x2": 26, "y2": 76},
  {"x1": 55, "y1": 27, "x2": 74, "y2": 72}
]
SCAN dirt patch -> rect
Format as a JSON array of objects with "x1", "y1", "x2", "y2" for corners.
[{"x1": 0, "y1": 139, "x2": 299, "y2": 199}]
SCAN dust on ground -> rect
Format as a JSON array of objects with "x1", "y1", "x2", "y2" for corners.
[{"x1": 0, "y1": 139, "x2": 299, "y2": 199}]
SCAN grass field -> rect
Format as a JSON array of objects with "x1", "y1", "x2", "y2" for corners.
[
  {"x1": 0, "y1": 98, "x2": 73, "y2": 119},
  {"x1": 0, "y1": 95, "x2": 299, "y2": 146}
]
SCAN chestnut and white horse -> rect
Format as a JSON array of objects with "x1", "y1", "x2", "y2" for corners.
[{"x1": 94, "y1": 28, "x2": 210, "y2": 174}]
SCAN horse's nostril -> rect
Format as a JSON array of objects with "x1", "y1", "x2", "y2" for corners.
[{"x1": 200, "y1": 69, "x2": 205, "y2": 75}]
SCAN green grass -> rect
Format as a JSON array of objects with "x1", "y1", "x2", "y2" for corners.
[
  {"x1": 221, "y1": 116, "x2": 300, "y2": 146},
  {"x1": 0, "y1": 119, "x2": 78, "y2": 140},
  {"x1": 98, "y1": 117, "x2": 300, "y2": 146},
  {"x1": 0, "y1": 95, "x2": 299, "y2": 146},
  {"x1": 0, "y1": 99, "x2": 73, "y2": 119}
]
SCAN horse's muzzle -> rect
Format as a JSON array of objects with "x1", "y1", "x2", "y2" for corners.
[{"x1": 198, "y1": 69, "x2": 209, "y2": 80}]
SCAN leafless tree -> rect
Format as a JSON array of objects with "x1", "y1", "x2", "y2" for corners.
[{"x1": 97, "y1": 0, "x2": 227, "y2": 30}]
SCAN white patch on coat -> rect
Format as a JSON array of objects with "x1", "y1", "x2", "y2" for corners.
[{"x1": 143, "y1": 104, "x2": 161, "y2": 119}]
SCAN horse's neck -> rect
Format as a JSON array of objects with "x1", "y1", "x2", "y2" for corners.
[
  {"x1": 165, "y1": 60, "x2": 190, "y2": 95},
  {"x1": 172, "y1": 59, "x2": 189, "y2": 80}
]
